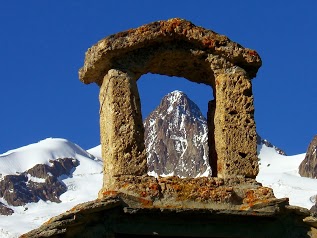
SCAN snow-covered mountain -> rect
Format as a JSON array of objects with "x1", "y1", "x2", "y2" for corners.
[
  {"x1": 1, "y1": 91, "x2": 317, "y2": 237},
  {"x1": 0, "y1": 138, "x2": 103, "y2": 238},
  {"x1": 144, "y1": 90, "x2": 285, "y2": 178},
  {"x1": 144, "y1": 90, "x2": 211, "y2": 178}
]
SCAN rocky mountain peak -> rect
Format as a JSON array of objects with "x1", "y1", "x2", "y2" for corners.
[
  {"x1": 299, "y1": 135, "x2": 317, "y2": 178},
  {"x1": 144, "y1": 90, "x2": 212, "y2": 178},
  {"x1": 162, "y1": 90, "x2": 205, "y2": 121},
  {"x1": 144, "y1": 91, "x2": 288, "y2": 178}
]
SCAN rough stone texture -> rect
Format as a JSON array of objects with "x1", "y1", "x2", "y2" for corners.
[
  {"x1": 0, "y1": 158, "x2": 79, "y2": 207},
  {"x1": 214, "y1": 72, "x2": 258, "y2": 178},
  {"x1": 99, "y1": 69, "x2": 147, "y2": 193},
  {"x1": 299, "y1": 135, "x2": 317, "y2": 178},
  {"x1": 79, "y1": 18, "x2": 261, "y2": 85},
  {"x1": 100, "y1": 176, "x2": 278, "y2": 210},
  {"x1": 144, "y1": 91, "x2": 211, "y2": 177},
  {"x1": 310, "y1": 199, "x2": 317, "y2": 215},
  {"x1": 21, "y1": 192, "x2": 315, "y2": 238},
  {"x1": 79, "y1": 18, "x2": 261, "y2": 192}
]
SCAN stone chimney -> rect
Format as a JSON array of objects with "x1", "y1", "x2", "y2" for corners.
[{"x1": 79, "y1": 18, "x2": 261, "y2": 195}]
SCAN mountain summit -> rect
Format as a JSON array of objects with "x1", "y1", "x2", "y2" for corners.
[{"x1": 144, "y1": 90, "x2": 212, "y2": 177}]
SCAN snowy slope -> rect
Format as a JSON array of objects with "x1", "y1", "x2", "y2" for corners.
[
  {"x1": 257, "y1": 144, "x2": 317, "y2": 209},
  {"x1": 0, "y1": 138, "x2": 101, "y2": 175},
  {"x1": 0, "y1": 138, "x2": 103, "y2": 238},
  {"x1": 87, "y1": 145, "x2": 102, "y2": 160}
]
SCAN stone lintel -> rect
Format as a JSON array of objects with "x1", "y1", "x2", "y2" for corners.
[{"x1": 79, "y1": 18, "x2": 262, "y2": 85}]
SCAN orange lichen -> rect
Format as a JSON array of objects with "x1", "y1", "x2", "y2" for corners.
[
  {"x1": 149, "y1": 183, "x2": 159, "y2": 191},
  {"x1": 140, "y1": 191, "x2": 147, "y2": 197},
  {"x1": 172, "y1": 184, "x2": 182, "y2": 192},
  {"x1": 121, "y1": 183, "x2": 131, "y2": 188},
  {"x1": 160, "y1": 18, "x2": 184, "y2": 35},
  {"x1": 240, "y1": 204, "x2": 252, "y2": 211},
  {"x1": 102, "y1": 190, "x2": 118, "y2": 197},
  {"x1": 138, "y1": 197, "x2": 153, "y2": 207},
  {"x1": 248, "y1": 50, "x2": 259, "y2": 57},
  {"x1": 241, "y1": 188, "x2": 271, "y2": 210},
  {"x1": 44, "y1": 217, "x2": 54, "y2": 225},
  {"x1": 244, "y1": 190, "x2": 256, "y2": 207},
  {"x1": 202, "y1": 37, "x2": 215, "y2": 49},
  {"x1": 260, "y1": 187, "x2": 270, "y2": 196},
  {"x1": 136, "y1": 25, "x2": 148, "y2": 34},
  {"x1": 127, "y1": 28, "x2": 136, "y2": 34}
]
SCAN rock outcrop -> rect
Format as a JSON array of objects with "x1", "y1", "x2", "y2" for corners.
[
  {"x1": 0, "y1": 202, "x2": 13, "y2": 216},
  {"x1": 0, "y1": 158, "x2": 78, "y2": 207},
  {"x1": 79, "y1": 18, "x2": 261, "y2": 192},
  {"x1": 299, "y1": 135, "x2": 317, "y2": 178},
  {"x1": 144, "y1": 90, "x2": 211, "y2": 177}
]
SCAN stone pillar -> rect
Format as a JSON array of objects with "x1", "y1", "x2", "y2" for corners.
[
  {"x1": 99, "y1": 69, "x2": 147, "y2": 194},
  {"x1": 214, "y1": 68, "x2": 259, "y2": 178}
]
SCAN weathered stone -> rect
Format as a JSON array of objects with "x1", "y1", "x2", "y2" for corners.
[
  {"x1": 100, "y1": 176, "x2": 279, "y2": 211},
  {"x1": 79, "y1": 18, "x2": 261, "y2": 193},
  {"x1": 99, "y1": 69, "x2": 147, "y2": 193},
  {"x1": 21, "y1": 193, "x2": 314, "y2": 238},
  {"x1": 79, "y1": 18, "x2": 261, "y2": 85},
  {"x1": 214, "y1": 71, "x2": 258, "y2": 178}
]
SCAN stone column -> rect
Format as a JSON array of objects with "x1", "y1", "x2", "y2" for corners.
[
  {"x1": 214, "y1": 68, "x2": 259, "y2": 178},
  {"x1": 99, "y1": 69, "x2": 147, "y2": 194}
]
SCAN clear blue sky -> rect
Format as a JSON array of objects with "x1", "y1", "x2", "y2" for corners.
[{"x1": 1, "y1": 1, "x2": 317, "y2": 155}]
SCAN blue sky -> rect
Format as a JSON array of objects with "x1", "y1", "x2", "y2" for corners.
[{"x1": 1, "y1": 1, "x2": 317, "y2": 155}]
